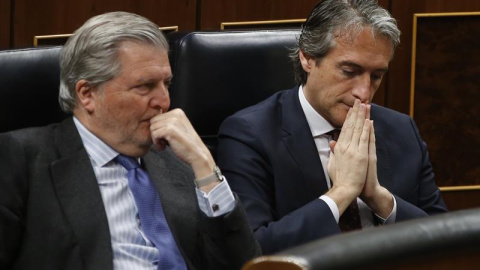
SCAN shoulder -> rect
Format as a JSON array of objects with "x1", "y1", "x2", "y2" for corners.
[
  {"x1": 371, "y1": 104, "x2": 421, "y2": 141},
  {"x1": 220, "y1": 88, "x2": 295, "y2": 131},
  {"x1": 0, "y1": 124, "x2": 57, "y2": 151}
]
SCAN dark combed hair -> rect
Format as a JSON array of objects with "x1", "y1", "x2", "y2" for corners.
[{"x1": 290, "y1": 0, "x2": 400, "y2": 85}]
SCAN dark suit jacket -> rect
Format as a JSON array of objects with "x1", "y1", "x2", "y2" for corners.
[
  {"x1": 0, "y1": 118, "x2": 260, "y2": 270},
  {"x1": 217, "y1": 86, "x2": 447, "y2": 254}
]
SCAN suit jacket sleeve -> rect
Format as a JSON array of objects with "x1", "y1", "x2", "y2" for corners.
[
  {"x1": 197, "y1": 195, "x2": 261, "y2": 270},
  {"x1": 0, "y1": 132, "x2": 28, "y2": 268},
  {"x1": 217, "y1": 115, "x2": 340, "y2": 254},
  {"x1": 390, "y1": 117, "x2": 447, "y2": 221}
]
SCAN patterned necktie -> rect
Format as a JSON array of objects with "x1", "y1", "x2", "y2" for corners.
[
  {"x1": 327, "y1": 129, "x2": 363, "y2": 232},
  {"x1": 115, "y1": 154, "x2": 187, "y2": 270}
]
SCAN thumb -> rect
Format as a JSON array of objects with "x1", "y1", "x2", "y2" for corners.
[{"x1": 329, "y1": 140, "x2": 337, "y2": 153}]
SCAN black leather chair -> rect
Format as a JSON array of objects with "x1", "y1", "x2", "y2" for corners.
[
  {"x1": 167, "y1": 30, "x2": 300, "y2": 157},
  {"x1": 0, "y1": 46, "x2": 67, "y2": 133},
  {"x1": 242, "y1": 208, "x2": 480, "y2": 270},
  {"x1": 1, "y1": 30, "x2": 301, "y2": 139}
]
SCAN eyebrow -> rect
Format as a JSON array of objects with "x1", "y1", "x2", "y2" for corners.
[
  {"x1": 135, "y1": 75, "x2": 173, "y2": 84},
  {"x1": 338, "y1": 61, "x2": 389, "y2": 73}
]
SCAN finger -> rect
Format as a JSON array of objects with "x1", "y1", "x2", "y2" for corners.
[
  {"x1": 366, "y1": 104, "x2": 371, "y2": 120},
  {"x1": 369, "y1": 120, "x2": 376, "y2": 160},
  {"x1": 327, "y1": 151, "x2": 335, "y2": 182},
  {"x1": 351, "y1": 103, "x2": 367, "y2": 147},
  {"x1": 339, "y1": 99, "x2": 360, "y2": 144},
  {"x1": 329, "y1": 140, "x2": 337, "y2": 153},
  {"x1": 367, "y1": 120, "x2": 378, "y2": 183},
  {"x1": 359, "y1": 119, "x2": 370, "y2": 155}
]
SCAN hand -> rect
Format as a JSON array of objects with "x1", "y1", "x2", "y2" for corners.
[
  {"x1": 150, "y1": 109, "x2": 215, "y2": 180},
  {"x1": 326, "y1": 100, "x2": 371, "y2": 213},
  {"x1": 359, "y1": 120, "x2": 394, "y2": 218}
]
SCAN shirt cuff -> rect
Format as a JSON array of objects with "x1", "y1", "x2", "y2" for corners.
[
  {"x1": 374, "y1": 195, "x2": 397, "y2": 225},
  {"x1": 320, "y1": 195, "x2": 340, "y2": 223},
  {"x1": 196, "y1": 177, "x2": 235, "y2": 217}
]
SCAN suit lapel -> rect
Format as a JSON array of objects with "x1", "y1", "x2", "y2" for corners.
[
  {"x1": 371, "y1": 106, "x2": 394, "y2": 191},
  {"x1": 50, "y1": 119, "x2": 113, "y2": 270},
  {"x1": 280, "y1": 87, "x2": 329, "y2": 198},
  {"x1": 143, "y1": 149, "x2": 198, "y2": 269}
]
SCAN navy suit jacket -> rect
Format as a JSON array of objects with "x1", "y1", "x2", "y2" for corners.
[
  {"x1": 0, "y1": 118, "x2": 260, "y2": 270},
  {"x1": 217, "y1": 86, "x2": 447, "y2": 254}
]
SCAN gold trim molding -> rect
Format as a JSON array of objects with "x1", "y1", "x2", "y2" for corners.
[
  {"x1": 440, "y1": 185, "x2": 480, "y2": 192},
  {"x1": 33, "y1": 26, "x2": 179, "y2": 46},
  {"x1": 221, "y1": 19, "x2": 305, "y2": 30}
]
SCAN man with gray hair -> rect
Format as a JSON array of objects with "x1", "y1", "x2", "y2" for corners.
[
  {"x1": 217, "y1": 0, "x2": 447, "y2": 254},
  {"x1": 0, "y1": 12, "x2": 260, "y2": 269}
]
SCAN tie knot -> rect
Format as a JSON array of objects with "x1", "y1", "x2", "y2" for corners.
[
  {"x1": 327, "y1": 129, "x2": 341, "y2": 141},
  {"x1": 325, "y1": 128, "x2": 341, "y2": 141},
  {"x1": 115, "y1": 154, "x2": 140, "y2": 170}
]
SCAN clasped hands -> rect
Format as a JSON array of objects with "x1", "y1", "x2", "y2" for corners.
[
  {"x1": 327, "y1": 100, "x2": 393, "y2": 218},
  {"x1": 149, "y1": 109, "x2": 219, "y2": 192}
]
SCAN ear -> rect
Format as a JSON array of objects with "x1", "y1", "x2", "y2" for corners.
[
  {"x1": 75, "y1": 80, "x2": 96, "y2": 113},
  {"x1": 299, "y1": 49, "x2": 316, "y2": 73}
]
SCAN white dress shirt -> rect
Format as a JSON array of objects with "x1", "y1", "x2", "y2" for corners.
[
  {"x1": 73, "y1": 117, "x2": 235, "y2": 269},
  {"x1": 298, "y1": 86, "x2": 396, "y2": 227}
]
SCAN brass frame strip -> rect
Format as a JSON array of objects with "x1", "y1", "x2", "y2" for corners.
[
  {"x1": 440, "y1": 185, "x2": 480, "y2": 192},
  {"x1": 33, "y1": 26, "x2": 179, "y2": 46},
  {"x1": 221, "y1": 19, "x2": 305, "y2": 30}
]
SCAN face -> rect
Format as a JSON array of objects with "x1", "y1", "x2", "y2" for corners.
[
  {"x1": 300, "y1": 28, "x2": 392, "y2": 127},
  {"x1": 85, "y1": 41, "x2": 172, "y2": 156}
]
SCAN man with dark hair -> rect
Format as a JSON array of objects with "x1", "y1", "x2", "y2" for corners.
[
  {"x1": 217, "y1": 0, "x2": 447, "y2": 254},
  {"x1": 0, "y1": 12, "x2": 260, "y2": 269}
]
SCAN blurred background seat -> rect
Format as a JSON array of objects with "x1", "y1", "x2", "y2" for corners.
[
  {"x1": 167, "y1": 29, "x2": 300, "y2": 158},
  {"x1": 0, "y1": 46, "x2": 68, "y2": 133}
]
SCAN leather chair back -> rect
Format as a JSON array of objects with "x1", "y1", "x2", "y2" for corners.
[
  {"x1": 242, "y1": 208, "x2": 480, "y2": 270},
  {"x1": 0, "y1": 46, "x2": 67, "y2": 133},
  {"x1": 167, "y1": 30, "x2": 300, "y2": 157}
]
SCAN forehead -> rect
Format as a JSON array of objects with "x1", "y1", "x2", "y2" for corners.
[
  {"x1": 116, "y1": 41, "x2": 171, "y2": 78},
  {"x1": 324, "y1": 28, "x2": 393, "y2": 68}
]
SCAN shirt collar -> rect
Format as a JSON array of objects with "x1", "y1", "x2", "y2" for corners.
[
  {"x1": 298, "y1": 85, "x2": 336, "y2": 137},
  {"x1": 73, "y1": 117, "x2": 119, "y2": 167}
]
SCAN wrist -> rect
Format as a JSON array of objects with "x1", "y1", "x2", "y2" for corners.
[
  {"x1": 195, "y1": 165, "x2": 224, "y2": 193},
  {"x1": 191, "y1": 151, "x2": 215, "y2": 179},
  {"x1": 325, "y1": 185, "x2": 360, "y2": 214},
  {"x1": 361, "y1": 186, "x2": 393, "y2": 218}
]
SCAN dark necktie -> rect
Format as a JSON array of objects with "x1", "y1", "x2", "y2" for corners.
[
  {"x1": 115, "y1": 154, "x2": 187, "y2": 270},
  {"x1": 327, "y1": 129, "x2": 363, "y2": 232}
]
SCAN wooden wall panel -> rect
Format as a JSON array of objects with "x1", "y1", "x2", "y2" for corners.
[
  {"x1": 200, "y1": 0, "x2": 318, "y2": 30},
  {"x1": 0, "y1": 0, "x2": 11, "y2": 50},
  {"x1": 441, "y1": 190, "x2": 480, "y2": 211},
  {"x1": 388, "y1": 0, "x2": 480, "y2": 114},
  {"x1": 200, "y1": 0, "x2": 390, "y2": 30},
  {"x1": 11, "y1": 0, "x2": 196, "y2": 48},
  {"x1": 387, "y1": 0, "x2": 480, "y2": 211},
  {"x1": 413, "y1": 13, "x2": 480, "y2": 188}
]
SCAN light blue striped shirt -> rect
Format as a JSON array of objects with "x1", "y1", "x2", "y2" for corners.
[{"x1": 73, "y1": 117, "x2": 235, "y2": 269}]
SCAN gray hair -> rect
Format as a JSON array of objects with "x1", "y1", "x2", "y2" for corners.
[
  {"x1": 59, "y1": 11, "x2": 169, "y2": 112},
  {"x1": 291, "y1": 0, "x2": 401, "y2": 85}
]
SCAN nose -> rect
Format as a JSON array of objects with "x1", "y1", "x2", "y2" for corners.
[
  {"x1": 149, "y1": 84, "x2": 170, "y2": 112},
  {"x1": 352, "y1": 74, "x2": 373, "y2": 103}
]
